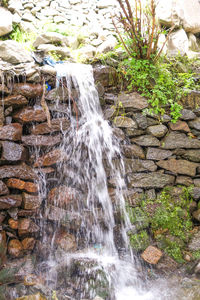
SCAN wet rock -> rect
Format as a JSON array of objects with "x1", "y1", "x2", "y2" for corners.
[
  {"x1": 161, "y1": 132, "x2": 200, "y2": 149},
  {"x1": 34, "y1": 149, "x2": 66, "y2": 167},
  {"x1": 188, "y1": 230, "x2": 200, "y2": 251},
  {"x1": 0, "y1": 84, "x2": 9, "y2": 95},
  {"x1": 0, "y1": 231, "x2": 7, "y2": 266},
  {"x1": 113, "y1": 116, "x2": 137, "y2": 128},
  {"x1": 122, "y1": 144, "x2": 145, "y2": 159},
  {"x1": 131, "y1": 135, "x2": 160, "y2": 147},
  {"x1": 1, "y1": 141, "x2": 27, "y2": 161},
  {"x1": 45, "y1": 205, "x2": 68, "y2": 223},
  {"x1": 0, "y1": 95, "x2": 28, "y2": 107},
  {"x1": 112, "y1": 128, "x2": 125, "y2": 141},
  {"x1": 155, "y1": 255, "x2": 178, "y2": 273},
  {"x1": 18, "y1": 210, "x2": 36, "y2": 217},
  {"x1": 127, "y1": 172, "x2": 175, "y2": 188},
  {"x1": 157, "y1": 158, "x2": 198, "y2": 176},
  {"x1": 0, "y1": 40, "x2": 33, "y2": 64},
  {"x1": 16, "y1": 293, "x2": 47, "y2": 300},
  {"x1": 117, "y1": 92, "x2": 148, "y2": 110},
  {"x1": 169, "y1": 120, "x2": 190, "y2": 132},
  {"x1": 18, "y1": 218, "x2": 40, "y2": 236},
  {"x1": 175, "y1": 176, "x2": 193, "y2": 186},
  {"x1": 8, "y1": 239, "x2": 23, "y2": 258},
  {"x1": 123, "y1": 190, "x2": 143, "y2": 207},
  {"x1": 146, "y1": 148, "x2": 172, "y2": 160},
  {"x1": 0, "y1": 180, "x2": 9, "y2": 195},
  {"x1": 8, "y1": 219, "x2": 18, "y2": 230},
  {"x1": 46, "y1": 86, "x2": 78, "y2": 102},
  {"x1": 180, "y1": 109, "x2": 196, "y2": 120},
  {"x1": 0, "y1": 123, "x2": 22, "y2": 141},
  {"x1": 134, "y1": 113, "x2": 148, "y2": 129},
  {"x1": 34, "y1": 167, "x2": 55, "y2": 175},
  {"x1": 22, "y1": 237, "x2": 36, "y2": 251},
  {"x1": 13, "y1": 83, "x2": 43, "y2": 99},
  {"x1": 6, "y1": 178, "x2": 38, "y2": 193},
  {"x1": 147, "y1": 125, "x2": 168, "y2": 137},
  {"x1": 22, "y1": 134, "x2": 61, "y2": 147},
  {"x1": 193, "y1": 209, "x2": 200, "y2": 222},
  {"x1": 31, "y1": 118, "x2": 70, "y2": 134},
  {"x1": 0, "y1": 163, "x2": 37, "y2": 180},
  {"x1": 141, "y1": 246, "x2": 163, "y2": 264},
  {"x1": 13, "y1": 106, "x2": 47, "y2": 123},
  {"x1": 22, "y1": 193, "x2": 41, "y2": 210},
  {"x1": 55, "y1": 229, "x2": 77, "y2": 252},
  {"x1": 93, "y1": 65, "x2": 117, "y2": 87},
  {"x1": 48, "y1": 186, "x2": 77, "y2": 209},
  {"x1": 124, "y1": 159, "x2": 157, "y2": 173},
  {"x1": 0, "y1": 195, "x2": 22, "y2": 209}
]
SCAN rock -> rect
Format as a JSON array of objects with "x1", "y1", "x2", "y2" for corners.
[
  {"x1": 125, "y1": 128, "x2": 145, "y2": 137},
  {"x1": 180, "y1": 109, "x2": 196, "y2": 120},
  {"x1": 113, "y1": 128, "x2": 125, "y2": 141},
  {"x1": 180, "y1": 0, "x2": 200, "y2": 33},
  {"x1": 93, "y1": 65, "x2": 117, "y2": 87},
  {"x1": 14, "y1": 106, "x2": 47, "y2": 123},
  {"x1": 0, "y1": 8, "x2": 12, "y2": 36},
  {"x1": 131, "y1": 135, "x2": 160, "y2": 147},
  {"x1": 175, "y1": 149, "x2": 200, "y2": 162},
  {"x1": 48, "y1": 186, "x2": 77, "y2": 209},
  {"x1": 0, "y1": 123, "x2": 22, "y2": 141},
  {"x1": 156, "y1": 255, "x2": 178, "y2": 273},
  {"x1": 156, "y1": 0, "x2": 180, "y2": 27},
  {"x1": 6, "y1": 179, "x2": 38, "y2": 193},
  {"x1": 176, "y1": 176, "x2": 193, "y2": 186},
  {"x1": 8, "y1": 218, "x2": 18, "y2": 229},
  {"x1": 1, "y1": 141, "x2": 27, "y2": 161},
  {"x1": 0, "y1": 163, "x2": 37, "y2": 180},
  {"x1": 0, "y1": 231, "x2": 7, "y2": 266},
  {"x1": 147, "y1": 125, "x2": 168, "y2": 138},
  {"x1": 122, "y1": 144, "x2": 145, "y2": 159},
  {"x1": 113, "y1": 116, "x2": 137, "y2": 128},
  {"x1": 18, "y1": 218, "x2": 40, "y2": 236},
  {"x1": 33, "y1": 32, "x2": 69, "y2": 48},
  {"x1": 117, "y1": 92, "x2": 148, "y2": 110},
  {"x1": 0, "y1": 95, "x2": 28, "y2": 107},
  {"x1": 167, "y1": 29, "x2": 189, "y2": 56},
  {"x1": 22, "y1": 237, "x2": 36, "y2": 251},
  {"x1": 0, "y1": 195, "x2": 22, "y2": 209},
  {"x1": 31, "y1": 118, "x2": 70, "y2": 134},
  {"x1": 16, "y1": 293, "x2": 47, "y2": 300},
  {"x1": 96, "y1": 35, "x2": 117, "y2": 53},
  {"x1": 55, "y1": 229, "x2": 76, "y2": 252},
  {"x1": 22, "y1": 134, "x2": 61, "y2": 147},
  {"x1": 194, "y1": 179, "x2": 200, "y2": 187},
  {"x1": 0, "y1": 181, "x2": 9, "y2": 196},
  {"x1": 0, "y1": 84, "x2": 9, "y2": 95},
  {"x1": 22, "y1": 193, "x2": 41, "y2": 210},
  {"x1": 188, "y1": 230, "x2": 200, "y2": 251},
  {"x1": 0, "y1": 40, "x2": 33, "y2": 64},
  {"x1": 190, "y1": 187, "x2": 200, "y2": 201},
  {"x1": 45, "y1": 86, "x2": 77, "y2": 102},
  {"x1": 146, "y1": 148, "x2": 172, "y2": 160},
  {"x1": 134, "y1": 113, "x2": 148, "y2": 129},
  {"x1": 127, "y1": 172, "x2": 175, "y2": 188},
  {"x1": 156, "y1": 158, "x2": 198, "y2": 176},
  {"x1": 8, "y1": 239, "x2": 23, "y2": 258},
  {"x1": 161, "y1": 132, "x2": 200, "y2": 149},
  {"x1": 141, "y1": 246, "x2": 163, "y2": 264},
  {"x1": 169, "y1": 120, "x2": 190, "y2": 132},
  {"x1": 34, "y1": 149, "x2": 66, "y2": 167},
  {"x1": 189, "y1": 118, "x2": 200, "y2": 131},
  {"x1": 0, "y1": 107, "x2": 4, "y2": 126},
  {"x1": 179, "y1": 90, "x2": 200, "y2": 110},
  {"x1": 124, "y1": 159, "x2": 157, "y2": 173},
  {"x1": 13, "y1": 83, "x2": 43, "y2": 99},
  {"x1": 193, "y1": 209, "x2": 200, "y2": 222}
]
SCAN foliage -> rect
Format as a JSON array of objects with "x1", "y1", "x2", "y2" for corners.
[{"x1": 129, "y1": 230, "x2": 150, "y2": 251}]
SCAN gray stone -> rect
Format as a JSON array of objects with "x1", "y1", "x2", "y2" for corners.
[
  {"x1": 0, "y1": 163, "x2": 37, "y2": 180},
  {"x1": 194, "y1": 179, "x2": 200, "y2": 187},
  {"x1": 134, "y1": 113, "x2": 148, "y2": 129},
  {"x1": 157, "y1": 158, "x2": 198, "y2": 176},
  {"x1": 1, "y1": 141, "x2": 27, "y2": 162},
  {"x1": 33, "y1": 32, "x2": 69, "y2": 48},
  {"x1": 113, "y1": 116, "x2": 137, "y2": 128},
  {"x1": 180, "y1": 109, "x2": 196, "y2": 120},
  {"x1": 167, "y1": 29, "x2": 189, "y2": 56},
  {"x1": 161, "y1": 132, "x2": 200, "y2": 149},
  {"x1": 147, "y1": 125, "x2": 168, "y2": 138},
  {"x1": 0, "y1": 8, "x2": 13, "y2": 37},
  {"x1": 189, "y1": 118, "x2": 200, "y2": 131},
  {"x1": 0, "y1": 181, "x2": 9, "y2": 196},
  {"x1": 175, "y1": 149, "x2": 200, "y2": 162},
  {"x1": 132, "y1": 135, "x2": 160, "y2": 147},
  {"x1": 117, "y1": 92, "x2": 148, "y2": 110},
  {"x1": 175, "y1": 176, "x2": 193, "y2": 187},
  {"x1": 0, "y1": 41, "x2": 33, "y2": 64},
  {"x1": 127, "y1": 172, "x2": 175, "y2": 188},
  {"x1": 124, "y1": 159, "x2": 157, "y2": 173},
  {"x1": 22, "y1": 135, "x2": 61, "y2": 147},
  {"x1": 125, "y1": 129, "x2": 145, "y2": 137},
  {"x1": 122, "y1": 144, "x2": 145, "y2": 159},
  {"x1": 190, "y1": 187, "x2": 200, "y2": 201},
  {"x1": 146, "y1": 148, "x2": 172, "y2": 160}
]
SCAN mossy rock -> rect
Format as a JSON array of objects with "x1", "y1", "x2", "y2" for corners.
[
  {"x1": 129, "y1": 230, "x2": 150, "y2": 252},
  {"x1": 127, "y1": 207, "x2": 149, "y2": 230}
]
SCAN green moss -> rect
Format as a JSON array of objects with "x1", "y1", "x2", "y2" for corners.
[
  {"x1": 127, "y1": 206, "x2": 149, "y2": 230},
  {"x1": 192, "y1": 250, "x2": 200, "y2": 260},
  {"x1": 129, "y1": 230, "x2": 150, "y2": 251}
]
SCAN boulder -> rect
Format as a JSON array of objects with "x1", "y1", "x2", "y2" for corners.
[
  {"x1": 169, "y1": 120, "x2": 190, "y2": 133},
  {"x1": 157, "y1": 158, "x2": 198, "y2": 176},
  {"x1": 0, "y1": 40, "x2": 33, "y2": 64},
  {"x1": 34, "y1": 149, "x2": 66, "y2": 167},
  {"x1": 127, "y1": 172, "x2": 175, "y2": 188},
  {"x1": 189, "y1": 118, "x2": 200, "y2": 131},
  {"x1": 180, "y1": 109, "x2": 196, "y2": 121},
  {"x1": 0, "y1": 8, "x2": 12, "y2": 37},
  {"x1": 167, "y1": 29, "x2": 189, "y2": 56},
  {"x1": 156, "y1": 0, "x2": 180, "y2": 27},
  {"x1": 0, "y1": 123, "x2": 22, "y2": 141},
  {"x1": 1, "y1": 141, "x2": 27, "y2": 161}
]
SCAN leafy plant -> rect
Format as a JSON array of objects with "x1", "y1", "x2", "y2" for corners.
[{"x1": 7, "y1": 25, "x2": 36, "y2": 51}]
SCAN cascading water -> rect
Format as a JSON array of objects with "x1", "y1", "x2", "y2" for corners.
[{"x1": 37, "y1": 63, "x2": 177, "y2": 300}]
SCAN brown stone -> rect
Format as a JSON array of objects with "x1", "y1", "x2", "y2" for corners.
[
  {"x1": 0, "y1": 84, "x2": 9, "y2": 95},
  {"x1": 127, "y1": 172, "x2": 175, "y2": 188},
  {"x1": 8, "y1": 218, "x2": 18, "y2": 229},
  {"x1": 34, "y1": 167, "x2": 55, "y2": 175},
  {"x1": 18, "y1": 218, "x2": 40, "y2": 236},
  {"x1": 176, "y1": 176, "x2": 193, "y2": 186},
  {"x1": 146, "y1": 148, "x2": 172, "y2": 161},
  {"x1": 117, "y1": 92, "x2": 148, "y2": 110},
  {"x1": 1, "y1": 141, "x2": 27, "y2": 161},
  {"x1": 22, "y1": 193, "x2": 41, "y2": 210},
  {"x1": 22, "y1": 134, "x2": 61, "y2": 147},
  {"x1": 0, "y1": 95, "x2": 28, "y2": 107},
  {"x1": 0, "y1": 180, "x2": 9, "y2": 195},
  {"x1": 189, "y1": 117, "x2": 200, "y2": 131},
  {"x1": 114, "y1": 116, "x2": 137, "y2": 128},
  {"x1": 0, "y1": 163, "x2": 37, "y2": 180},
  {"x1": 55, "y1": 229, "x2": 76, "y2": 252},
  {"x1": 22, "y1": 237, "x2": 35, "y2": 250},
  {"x1": 13, "y1": 83, "x2": 43, "y2": 99},
  {"x1": 0, "y1": 123, "x2": 22, "y2": 141},
  {"x1": 0, "y1": 107, "x2": 4, "y2": 126},
  {"x1": 13, "y1": 107, "x2": 47, "y2": 123},
  {"x1": 93, "y1": 65, "x2": 117, "y2": 87},
  {"x1": 6, "y1": 178, "x2": 38, "y2": 193},
  {"x1": 8, "y1": 239, "x2": 23, "y2": 258},
  {"x1": 0, "y1": 195, "x2": 22, "y2": 209},
  {"x1": 34, "y1": 149, "x2": 65, "y2": 167},
  {"x1": 169, "y1": 120, "x2": 190, "y2": 132},
  {"x1": 192, "y1": 209, "x2": 200, "y2": 222},
  {"x1": 0, "y1": 231, "x2": 7, "y2": 266},
  {"x1": 18, "y1": 210, "x2": 36, "y2": 217},
  {"x1": 157, "y1": 158, "x2": 198, "y2": 176},
  {"x1": 48, "y1": 185, "x2": 76, "y2": 209},
  {"x1": 147, "y1": 125, "x2": 168, "y2": 138},
  {"x1": 31, "y1": 118, "x2": 70, "y2": 134},
  {"x1": 122, "y1": 144, "x2": 145, "y2": 159},
  {"x1": 161, "y1": 132, "x2": 200, "y2": 149},
  {"x1": 141, "y1": 246, "x2": 163, "y2": 264}
]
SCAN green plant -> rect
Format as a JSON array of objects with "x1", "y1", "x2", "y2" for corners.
[
  {"x1": 7, "y1": 25, "x2": 36, "y2": 51},
  {"x1": 129, "y1": 230, "x2": 150, "y2": 251}
]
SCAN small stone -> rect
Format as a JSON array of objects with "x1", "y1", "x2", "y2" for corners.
[
  {"x1": 192, "y1": 209, "x2": 200, "y2": 221},
  {"x1": 131, "y1": 135, "x2": 160, "y2": 147},
  {"x1": 147, "y1": 125, "x2": 168, "y2": 138},
  {"x1": 189, "y1": 118, "x2": 200, "y2": 131},
  {"x1": 135, "y1": 113, "x2": 148, "y2": 129},
  {"x1": 8, "y1": 218, "x2": 18, "y2": 230},
  {"x1": 0, "y1": 195, "x2": 22, "y2": 209},
  {"x1": 22, "y1": 193, "x2": 41, "y2": 210},
  {"x1": 157, "y1": 158, "x2": 198, "y2": 176},
  {"x1": 0, "y1": 123, "x2": 22, "y2": 141},
  {"x1": 141, "y1": 246, "x2": 162, "y2": 264},
  {"x1": 6, "y1": 179, "x2": 38, "y2": 193},
  {"x1": 8, "y1": 239, "x2": 23, "y2": 258},
  {"x1": 1, "y1": 141, "x2": 27, "y2": 161},
  {"x1": 22, "y1": 237, "x2": 36, "y2": 251},
  {"x1": 146, "y1": 148, "x2": 172, "y2": 160},
  {"x1": 0, "y1": 181, "x2": 9, "y2": 196},
  {"x1": 122, "y1": 144, "x2": 145, "y2": 159},
  {"x1": 13, "y1": 106, "x2": 47, "y2": 123},
  {"x1": 169, "y1": 120, "x2": 190, "y2": 132}
]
